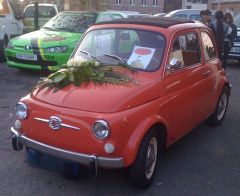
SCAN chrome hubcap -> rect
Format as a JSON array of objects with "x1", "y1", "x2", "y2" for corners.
[
  {"x1": 145, "y1": 137, "x2": 157, "y2": 179},
  {"x1": 217, "y1": 93, "x2": 227, "y2": 120}
]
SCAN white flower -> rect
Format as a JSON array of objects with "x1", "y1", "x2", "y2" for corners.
[
  {"x1": 69, "y1": 67, "x2": 75, "y2": 72},
  {"x1": 67, "y1": 58, "x2": 87, "y2": 67},
  {"x1": 52, "y1": 71, "x2": 67, "y2": 83},
  {"x1": 48, "y1": 79, "x2": 54, "y2": 84},
  {"x1": 68, "y1": 72, "x2": 74, "y2": 82},
  {"x1": 95, "y1": 61, "x2": 100, "y2": 67}
]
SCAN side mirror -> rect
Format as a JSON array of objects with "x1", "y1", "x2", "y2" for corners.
[{"x1": 167, "y1": 58, "x2": 183, "y2": 71}]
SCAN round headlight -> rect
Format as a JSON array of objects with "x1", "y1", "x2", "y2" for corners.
[
  {"x1": 92, "y1": 120, "x2": 111, "y2": 140},
  {"x1": 15, "y1": 102, "x2": 28, "y2": 119}
]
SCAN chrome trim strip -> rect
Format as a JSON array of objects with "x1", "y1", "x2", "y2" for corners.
[
  {"x1": 229, "y1": 53, "x2": 240, "y2": 57},
  {"x1": 34, "y1": 117, "x2": 49, "y2": 123},
  {"x1": 34, "y1": 117, "x2": 80, "y2": 131},
  {"x1": 61, "y1": 123, "x2": 80, "y2": 131},
  {"x1": 11, "y1": 127, "x2": 124, "y2": 168}
]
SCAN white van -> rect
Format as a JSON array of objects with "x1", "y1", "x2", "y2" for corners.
[
  {"x1": 23, "y1": 3, "x2": 58, "y2": 33},
  {"x1": 0, "y1": 0, "x2": 24, "y2": 61}
]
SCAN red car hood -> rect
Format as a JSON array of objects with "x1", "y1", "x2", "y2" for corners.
[{"x1": 31, "y1": 76, "x2": 160, "y2": 113}]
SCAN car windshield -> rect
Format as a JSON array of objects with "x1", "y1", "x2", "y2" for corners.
[
  {"x1": 234, "y1": 13, "x2": 240, "y2": 28},
  {"x1": 43, "y1": 12, "x2": 97, "y2": 33},
  {"x1": 74, "y1": 28, "x2": 165, "y2": 71},
  {"x1": 24, "y1": 6, "x2": 56, "y2": 18}
]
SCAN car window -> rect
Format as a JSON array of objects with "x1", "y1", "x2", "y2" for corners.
[
  {"x1": 174, "y1": 14, "x2": 187, "y2": 19},
  {"x1": 201, "y1": 32, "x2": 217, "y2": 61},
  {"x1": 170, "y1": 32, "x2": 201, "y2": 67},
  {"x1": 25, "y1": 6, "x2": 57, "y2": 18},
  {"x1": 112, "y1": 14, "x2": 123, "y2": 20},
  {"x1": 190, "y1": 14, "x2": 200, "y2": 20},
  {"x1": 75, "y1": 28, "x2": 165, "y2": 71},
  {"x1": 97, "y1": 14, "x2": 113, "y2": 22},
  {"x1": 43, "y1": 13, "x2": 97, "y2": 33},
  {"x1": 234, "y1": 14, "x2": 240, "y2": 28}
]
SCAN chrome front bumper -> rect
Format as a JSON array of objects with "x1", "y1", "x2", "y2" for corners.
[{"x1": 11, "y1": 127, "x2": 124, "y2": 169}]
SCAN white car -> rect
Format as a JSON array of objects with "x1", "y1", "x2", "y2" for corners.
[
  {"x1": 23, "y1": 3, "x2": 58, "y2": 33},
  {"x1": 0, "y1": 0, "x2": 24, "y2": 61}
]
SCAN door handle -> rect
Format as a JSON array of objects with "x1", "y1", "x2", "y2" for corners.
[{"x1": 202, "y1": 70, "x2": 210, "y2": 76}]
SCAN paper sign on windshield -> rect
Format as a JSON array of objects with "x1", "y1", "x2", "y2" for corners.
[{"x1": 127, "y1": 46, "x2": 155, "y2": 69}]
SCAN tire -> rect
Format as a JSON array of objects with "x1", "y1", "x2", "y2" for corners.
[
  {"x1": 207, "y1": 87, "x2": 229, "y2": 126},
  {"x1": 128, "y1": 129, "x2": 159, "y2": 189},
  {"x1": 0, "y1": 36, "x2": 8, "y2": 62}
]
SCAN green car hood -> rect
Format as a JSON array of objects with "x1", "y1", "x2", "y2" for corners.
[{"x1": 12, "y1": 29, "x2": 83, "y2": 49}]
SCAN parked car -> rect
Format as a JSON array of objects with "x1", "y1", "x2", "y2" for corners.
[
  {"x1": 228, "y1": 13, "x2": 240, "y2": 61},
  {"x1": 165, "y1": 9, "x2": 216, "y2": 21},
  {"x1": 11, "y1": 17, "x2": 231, "y2": 189},
  {"x1": 126, "y1": 13, "x2": 152, "y2": 18},
  {"x1": 153, "y1": 12, "x2": 166, "y2": 17},
  {"x1": 0, "y1": 0, "x2": 24, "y2": 61},
  {"x1": 5, "y1": 11, "x2": 127, "y2": 71},
  {"x1": 23, "y1": 3, "x2": 58, "y2": 33}
]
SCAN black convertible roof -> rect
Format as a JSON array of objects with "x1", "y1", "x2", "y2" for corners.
[{"x1": 97, "y1": 17, "x2": 195, "y2": 28}]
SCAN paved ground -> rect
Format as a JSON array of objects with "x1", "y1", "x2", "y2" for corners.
[{"x1": 0, "y1": 62, "x2": 239, "y2": 196}]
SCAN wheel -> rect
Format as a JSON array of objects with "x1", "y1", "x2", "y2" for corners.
[
  {"x1": 0, "y1": 36, "x2": 8, "y2": 62},
  {"x1": 207, "y1": 87, "x2": 229, "y2": 126},
  {"x1": 128, "y1": 129, "x2": 159, "y2": 189}
]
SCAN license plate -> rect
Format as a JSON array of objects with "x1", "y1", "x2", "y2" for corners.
[
  {"x1": 230, "y1": 47, "x2": 240, "y2": 53},
  {"x1": 16, "y1": 53, "x2": 38, "y2": 61}
]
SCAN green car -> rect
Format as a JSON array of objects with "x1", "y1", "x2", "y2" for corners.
[{"x1": 5, "y1": 11, "x2": 126, "y2": 71}]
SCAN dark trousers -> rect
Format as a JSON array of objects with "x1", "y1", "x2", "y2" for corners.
[{"x1": 222, "y1": 41, "x2": 231, "y2": 69}]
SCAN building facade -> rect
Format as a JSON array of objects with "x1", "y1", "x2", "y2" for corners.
[
  {"x1": 107, "y1": 0, "x2": 164, "y2": 14},
  {"x1": 208, "y1": 0, "x2": 240, "y2": 11},
  {"x1": 182, "y1": 0, "x2": 208, "y2": 10}
]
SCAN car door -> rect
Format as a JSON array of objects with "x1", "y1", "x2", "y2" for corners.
[
  {"x1": 164, "y1": 30, "x2": 213, "y2": 140},
  {"x1": 199, "y1": 30, "x2": 221, "y2": 116}
]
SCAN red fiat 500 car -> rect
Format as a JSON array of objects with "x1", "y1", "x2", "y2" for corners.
[{"x1": 11, "y1": 18, "x2": 231, "y2": 189}]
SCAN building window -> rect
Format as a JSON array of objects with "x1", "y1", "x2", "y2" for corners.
[
  {"x1": 141, "y1": 0, "x2": 147, "y2": 6},
  {"x1": 130, "y1": 0, "x2": 135, "y2": 5},
  {"x1": 153, "y1": 0, "x2": 158, "y2": 6},
  {"x1": 101, "y1": 0, "x2": 107, "y2": 4},
  {"x1": 116, "y1": 0, "x2": 121, "y2": 5}
]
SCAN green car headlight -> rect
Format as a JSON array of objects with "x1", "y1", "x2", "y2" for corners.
[
  {"x1": 7, "y1": 41, "x2": 14, "y2": 49},
  {"x1": 44, "y1": 46, "x2": 68, "y2": 53}
]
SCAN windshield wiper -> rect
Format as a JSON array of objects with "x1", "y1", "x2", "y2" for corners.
[
  {"x1": 79, "y1": 50, "x2": 97, "y2": 60},
  {"x1": 103, "y1": 53, "x2": 127, "y2": 64},
  {"x1": 55, "y1": 27, "x2": 74, "y2": 32},
  {"x1": 42, "y1": 26, "x2": 56, "y2": 31}
]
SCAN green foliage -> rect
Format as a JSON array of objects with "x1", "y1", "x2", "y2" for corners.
[{"x1": 34, "y1": 60, "x2": 136, "y2": 92}]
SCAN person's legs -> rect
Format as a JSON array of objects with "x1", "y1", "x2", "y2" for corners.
[{"x1": 222, "y1": 41, "x2": 230, "y2": 69}]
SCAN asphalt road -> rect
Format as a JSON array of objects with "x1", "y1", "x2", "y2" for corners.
[{"x1": 0, "y1": 62, "x2": 239, "y2": 196}]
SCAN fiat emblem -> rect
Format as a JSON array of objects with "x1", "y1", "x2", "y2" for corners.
[{"x1": 49, "y1": 116, "x2": 62, "y2": 130}]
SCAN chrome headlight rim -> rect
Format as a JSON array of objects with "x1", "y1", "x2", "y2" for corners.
[
  {"x1": 44, "y1": 46, "x2": 68, "y2": 53},
  {"x1": 15, "y1": 102, "x2": 28, "y2": 120},
  {"x1": 92, "y1": 120, "x2": 111, "y2": 140}
]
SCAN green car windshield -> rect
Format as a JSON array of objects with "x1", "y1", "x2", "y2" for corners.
[
  {"x1": 74, "y1": 28, "x2": 165, "y2": 71},
  {"x1": 43, "y1": 12, "x2": 97, "y2": 33}
]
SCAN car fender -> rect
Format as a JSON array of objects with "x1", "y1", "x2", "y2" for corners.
[{"x1": 122, "y1": 114, "x2": 168, "y2": 167}]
